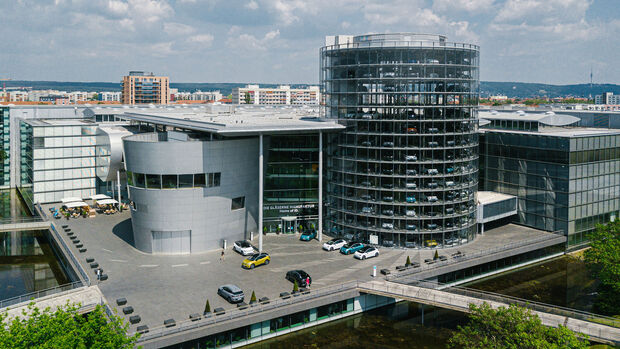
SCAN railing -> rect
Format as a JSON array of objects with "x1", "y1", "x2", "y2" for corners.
[
  {"x1": 386, "y1": 233, "x2": 565, "y2": 281},
  {"x1": 135, "y1": 281, "x2": 359, "y2": 342},
  {"x1": 0, "y1": 281, "x2": 86, "y2": 310},
  {"x1": 34, "y1": 203, "x2": 91, "y2": 286},
  {"x1": 0, "y1": 216, "x2": 46, "y2": 225},
  {"x1": 387, "y1": 279, "x2": 620, "y2": 329}
]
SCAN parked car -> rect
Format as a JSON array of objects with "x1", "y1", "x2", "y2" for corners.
[
  {"x1": 300, "y1": 230, "x2": 317, "y2": 241},
  {"x1": 382, "y1": 209, "x2": 394, "y2": 216},
  {"x1": 404, "y1": 155, "x2": 417, "y2": 161},
  {"x1": 382, "y1": 169, "x2": 394, "y2": 175},
  {"x1": 340, "y1": 242, "x2": 365, "y2": 255},
  {"x1": 425, "y1": 223, "x2": 438, "y2": 230},
  {"x1": 425, "y1": 239, "x2": 438, "y2": 247},
  {"x1": 383, "y1": 155, "x2": 394, "y2": 161},
  {"x1": 323, "y1": 238, "x2": 347, "y2": 251},
  {"x1": 428, "y1": 127, "x2": 439, "y2": 134},
  {"x1": 406, "y1": 210, "x2": 416, "y2": 217},
  {"x1": 382, "y1": 183, "x2": 394, "y2": 189},
  {"x1": 361, "y1": 206, "x2": 374, "y2": 214},
  {"x1": 382, "y1": 196, "x2": 394, "y2": 202},
  {"x1": 405, "y1": 181, "x2": 417, "y2": 189},
  {"x1": 427, "y1": 182, "x2": 439, "y2": 189},
  {"x1": 406, "y1": 224, "x2": 417, "y2": 231},
  {"x1": 406, "y1": 196, "x2": 416, "y2": 203},
  {"x1": 242, "y1": 253, "x2": 270, "y2": 269},
  {"x1": 407, "y1": 127, "x2": 418, "y2": 134},
  {"x1": 381, "y1": 222, "x2": 394, "y2": 229},
  {"x1": 426, "y1": 168, "x2": 439, "y2": 175},
  {"x1": 382, "y1": 141, "x2": 394, "y2": 147},
  {"x1": 233, "y1": 240, "x2": 255, "y2": 256},
  {"x1": 360, "y1": 141, "x2": 372, "y2": 147},
  {"x1": 354, "y1": 246, "x2": 379, "y2": 260},
  {"x1": 406, "y1": 169, "x2": 417, "y2": 175},
  {"x1": 360, "y1": 181, "x2": 372, "y2": 187},
  {"x1": 286, "y1": 270, "x2": 312, "y2": 287},
  {"x1": 218, "y1": 284, "x2": 245, "y2": 303}
]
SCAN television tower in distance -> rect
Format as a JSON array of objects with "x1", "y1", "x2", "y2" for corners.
[{"x1": 589, "y1": 66, "x2": 593, "y2": 99}]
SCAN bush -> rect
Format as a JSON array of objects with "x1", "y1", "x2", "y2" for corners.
[
  {"x1": 293, "y1": 280, "x2": 299, "y2": 293},
  {"x1": 405, "y1": 256, "x2": 411, "y2": 267},
  {"x1": 433, "y1": 250, "x2": 439, "y2": 260},
  {"x1": 250, "y1": 291, "x2": 257, "y2": 304},
  {"x1": 204, "y1": 299, "x2": 211, "y2": 314}
]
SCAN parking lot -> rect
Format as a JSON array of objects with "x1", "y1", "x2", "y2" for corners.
[{"x1": 44, "y1": 204, "x2": 556, "y2": 331}]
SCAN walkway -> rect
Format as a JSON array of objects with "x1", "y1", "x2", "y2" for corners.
[{"x1": 358, "y1": 280, "x2": 620, "y2": 345}]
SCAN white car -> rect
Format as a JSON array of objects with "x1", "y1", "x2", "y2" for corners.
[
  {"x1": 354, "y1": 246, "x2": 379, "y2": 260},
  {"x1": 233, "y1": 240, "x2": 255, "y2": 256},
  {"x1": 322, "y1": 238, "x2": 347, "y2": 251}
]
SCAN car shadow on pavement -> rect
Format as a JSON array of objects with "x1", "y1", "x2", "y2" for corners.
[{"x1": 112, "y1": 218, "x2": 135, "y2": 246}]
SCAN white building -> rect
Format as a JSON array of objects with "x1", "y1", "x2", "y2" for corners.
[
  {"x1": 99, "y1": 91, "x2": 122, "y2": 102},
  {"x1": 67, "y1": 91, "x2": 89, "y2": 103},
  {"x1": 595, "y1": 92, "x2": 620, "y2": 105},
  {"x1": 232, "y1": 85, "x2": 320, "y2": 105},
  {"x1": 174, "y1": 90, "x2": 223, "y2": 102}
]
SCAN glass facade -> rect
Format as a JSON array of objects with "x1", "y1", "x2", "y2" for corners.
[
  {"x1": 18, "y1": 120, "x2": 98, "y2": 208},
  {"x1": 263, "y1": 135, "x2": 319, "y2": 233},
  {"x1": 321, "y1": 34, "x2": 480, "y2": 248},
  {"x1": 480, "y1": 131, "x2": 620, "y2": 246},
  {"x1": 0, "y1": 107, "x2": 9, "y2": 187}
]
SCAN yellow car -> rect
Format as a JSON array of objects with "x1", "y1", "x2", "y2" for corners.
[
  {"x1": 242, "y1": 252, "x2": 270, "y2": 269},
  {"x1": 425, "y1": 239, "x2": 438, "y2": 247}
]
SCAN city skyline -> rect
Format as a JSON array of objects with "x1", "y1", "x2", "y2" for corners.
[{"x1": 0, "y1": 0, "x2": 619, "y2": 85}]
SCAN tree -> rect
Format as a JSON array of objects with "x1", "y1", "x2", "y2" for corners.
[
  {"x1": 250, "y1": 291, "x2": 257, "y2": 304},
  {"x1": 434, "y1": 250, "x2": 439, "y2": 260},
  {"x1": 405, "y1": 256, "x2": 412, "y2": 267},
  {"x1": 293, "y1": 280, "x2": 299, "y2": 293},
  {"x1": 204, "y1": 299, "x2": 211, "y2": 314},
  {"x1": 244, "y1": 92, "x2": 251, "y2": 104},
  {"x1": 448, "y1": 303, "x2": 588, "y2": 349},
  {"x1": 584, "y1": 219, "x2": 620, "y2": 315},
  {"x1": 0, "y1": 302, "x2": 138, "y2": 349}
]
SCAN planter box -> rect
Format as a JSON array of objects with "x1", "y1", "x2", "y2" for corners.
[
  {"x1": 116, "y1": 298, "x2": 127, "y2": 306},
  {"x1": 129, "y1": 315, "x2": 141, "y2": 324},
  {"x1": 79, "y1": 248, "x2": 87, "y2": 253},
  {"x1": 122, "y1": 306, "x2": 134, "y2": 315},
  {"x1": 164, "y1": 319, "x2": 175, "y2": 327},
  {"x1": 189, "y1": 313, "x2": 201, "y2": 321},
  {"x1": 137, "y1": 325, "x2": 149, "y2": 334}
]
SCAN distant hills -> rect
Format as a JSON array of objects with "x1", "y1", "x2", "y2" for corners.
[{"x1": 3, "y1": 80, "x2": 620, "y2": 99}]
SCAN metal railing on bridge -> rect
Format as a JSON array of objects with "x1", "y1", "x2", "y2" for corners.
[
  {"x1": 0, "y1": 281, "x2": 86, "y2": 310},
  {"x1": 385, "y1": 232, "x2": 565, "y2": 281},
  {"x1": 0, "y1": 216, "x2": 47, "y2": 225}
]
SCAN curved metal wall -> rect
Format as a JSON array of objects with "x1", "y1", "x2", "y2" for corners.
[
  {"x1": 320, "y1": 34, "x2": 480, "y2": 248},
  {"x1": 123, "y1": 133, "x2": 259, "y2": 254}
]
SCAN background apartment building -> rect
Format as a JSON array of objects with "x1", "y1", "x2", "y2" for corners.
[
  {"x1": 232, "y1": 85, "x2": 320, "y2": 105},
  {"x1": 121, "y1": 71, "x2": 170, "y2": 105}
]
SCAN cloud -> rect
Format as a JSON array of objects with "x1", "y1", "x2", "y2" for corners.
[
  {"x1": 245, "y1": 0, "x2": 258, "y2": 10},
  {"x1": 433, "y1": 0, "x2": 495, "y2": 13},
  {"x1": 164, "y1": 22, "x2": 195, "y2": 36},
  {"x1": 227, "y1": 29, "x2": 281, "y2": 51},
  {"x1": 188, "y1": 33, "x2": 214, "y2": 44}
]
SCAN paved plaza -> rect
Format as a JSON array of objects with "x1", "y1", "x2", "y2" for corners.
[{"x1": 43, "y1": 204, "x2": 557, "y2": 332}]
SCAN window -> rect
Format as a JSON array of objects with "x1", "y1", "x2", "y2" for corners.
[
  {"x1": 194, "y1": 173, "x2": 206, "y2": 187},
  {"x1": 232, "y1": 197, "x2": 245, "y2": 210},
  {"x1": 162, "y1": 175, "x2": 177, "y2": 189},
  {"x1": 179, "y1": 174, "x2": 193, "y2": 188},
  {"x1": 146, "y1": 174, "x2": 161, "y2": 189},
  {"x1": 126, "y1": 171, "x2": 134, "y2": 186},
  {"x1": 134, "y1": 173, "x2": 145, "y2": 188},
  {"x1": 214, "y1": 172, "x2": 221, "y2": 186}
]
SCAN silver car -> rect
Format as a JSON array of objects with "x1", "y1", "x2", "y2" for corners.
[{"x1": 218, "y1": 284, "x2": 245, "y2": 303}]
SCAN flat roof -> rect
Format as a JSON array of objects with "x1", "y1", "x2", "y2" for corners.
[
  {"x1": 121, "y1": 107, "x2": 345, "y2": 136},
  {"x1": 24, "y1": 119, "x2": 97, "y2": 126},
  {"x1": 478, "y1": 191, "x2": 516, "y2": 205},
  {"x1": 480, "y1": 127, "x2": 620, "y2": 138}
]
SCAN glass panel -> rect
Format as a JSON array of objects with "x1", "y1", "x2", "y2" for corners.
[
  {"x1": 126, "y1": 171, "x2": 134, "y2": 186},
  {"x1": 179, "y1": 174, "x2": 193, "y2": 188},
  {"x1": 161, "y1": 175, "x2": 177, "y2": 189},
  {"x1": 146, "y1": 174, "x2": 161, "y2": 189},
  {"x1": 231, "y1": 197, "x2": 245, "y2": 210},
  {"x1": 213, "y1": 172, "x2": 221, "y2": 186},
  {"x1": 134, "y1": 173, "x2": 145, "y2": 188},
  {"x1": 194, "y1": 173, "x2": 206, "y2": 187}
]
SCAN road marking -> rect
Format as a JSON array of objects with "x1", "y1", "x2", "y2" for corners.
[
  {"x1": 139, "y1": 264, "x2": 158, "y2": 268},
  {"x1": 102, "y1": 248, "x2": 114, "y2": 253},
  {"x1": 200, "y1": 261, "x2": 211, "y2": 265},
  {"x1": 171, "y1": 263, "x2": 189, "y2": 268},
  {"x1": 110, "y1": 259, "x2": 127, "y2": 263}
]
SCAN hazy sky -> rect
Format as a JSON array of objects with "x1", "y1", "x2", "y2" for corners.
[{"x1": 1, "y1": 0, "x2": 618, "y2": 84}]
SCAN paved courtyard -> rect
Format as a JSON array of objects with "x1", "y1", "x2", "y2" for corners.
[{"x1": 42, "y1": 204, "x2": 557, "y2": 332}]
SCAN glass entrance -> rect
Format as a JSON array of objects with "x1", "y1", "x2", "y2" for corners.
[{"x1": 281, "y1": 216, "x2": 297, "y2": 234}]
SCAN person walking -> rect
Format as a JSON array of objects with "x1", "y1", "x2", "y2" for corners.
[
  {"x1": 220, "y1": 249, "x2": 225, "y2": 262},
  {"x1": 306, "y1": 276, "x2": 310, "y2": 289}
]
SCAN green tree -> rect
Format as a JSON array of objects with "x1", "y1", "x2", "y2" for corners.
[
  {"x1": 584, "y1": 219, "x2": 620, "y2": 315},
  {"x1": 250, "y1": 291, "x2": 257, "y2": 304},
  {"x1": 244, "y1": 92, "x2": 251, "y2": 104},
  {"x1": 434, "y1": 250, "x2": 439, "y2": 260},
  {"x1": 448, "y1": 303, "x2": 588, "y2": 349},
  {"x1": 0, "y1": 302, "x2": 138, "y2": 348},
  {"x1": 293, "y1": 280, "x2": 299, "y2": 293},
  {"x1": 204, "y1": 299, "x2": 211, "y2": 314}
]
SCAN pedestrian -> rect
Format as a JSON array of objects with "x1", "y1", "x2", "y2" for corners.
[
  {"x1": 220, "y1": 249, "x2": 225, "y2": 262},
  {"x1": 306, "y1": 276, "x2": 310, "y2": 289},
  {"x1": 96, "y1": 269, "x2": 101, "y2": 281}
]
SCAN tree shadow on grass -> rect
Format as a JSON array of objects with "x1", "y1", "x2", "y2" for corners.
[{"x1": 112, "y1": 218, "x2": 134, "y2": 246}]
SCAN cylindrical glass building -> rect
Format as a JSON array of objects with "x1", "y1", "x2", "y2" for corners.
[{"x1": 321, "y1": 33, "x2": 479, "y2": 248}]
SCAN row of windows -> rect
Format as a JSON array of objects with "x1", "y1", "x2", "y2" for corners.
[{"x1": 127, "y1": 171, "x2": 221, "y2": 189}]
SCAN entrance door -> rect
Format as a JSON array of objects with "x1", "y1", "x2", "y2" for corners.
[
  {"x1": 152, "y1": 230, "x2": 191, "y2": 254},
  {"x1": 281, "y1": 217, "x2": 297, "y2": 234}
]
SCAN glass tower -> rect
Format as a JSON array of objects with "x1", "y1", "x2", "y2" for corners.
[{"x1": 321, "y1": 34, "x2": 480, "y2": 248}]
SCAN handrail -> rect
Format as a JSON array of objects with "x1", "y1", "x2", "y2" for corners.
[
  {"x1": 135, "y1": 281, "x2": 359, "y2": 342},
  {"x1": 0, "y1": 281, "x2": 85, "y2": 310},
  {"x1": 382, "y1": 279, "x2": 620, "y2": 329},
  {"x1": 34, "y1": 202, "x2": 91, "y2": 286},
  {"x1": 386, "y1": 232, "x2": 565, "y2": 280},
  {"x1": 0, "y1": 216, "x2": 46, "y2": 224}
]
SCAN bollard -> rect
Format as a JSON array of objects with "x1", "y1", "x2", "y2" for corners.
[{"x1": 372, "y1": 265, "x2": 377, "y2": 278}]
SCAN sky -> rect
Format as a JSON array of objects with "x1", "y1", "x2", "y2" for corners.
[{"x1": 0, "y1": 0, "x2": 619, "y2": 85}]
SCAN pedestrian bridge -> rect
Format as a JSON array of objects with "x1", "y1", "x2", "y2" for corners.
[{"x1": 358, "y1": 280, "x2": 620, "y2": 345}]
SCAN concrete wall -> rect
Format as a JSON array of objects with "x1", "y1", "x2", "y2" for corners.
[{"x1": 124, "y1": 134, "x2": 259, "y2": 253}]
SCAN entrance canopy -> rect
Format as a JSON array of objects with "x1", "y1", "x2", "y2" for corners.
[
  {"x1": 90, "y1": 194, "x2": 111, "y2": 200},
  {"x1": 61, "y1": 197, "x2": 82, "y2": 204},
  {"x1": 281, "y1": 216, "x2": 297, "y2": 222},
  {"x1": 96, "y1": 198, "x2": 118, "y2": 205},
  {"x1": 63, "y1": 201, "x2": 88, "y2": 209}
]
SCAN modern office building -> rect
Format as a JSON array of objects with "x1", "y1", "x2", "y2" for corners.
[
  {"x1": 121, "y1": 71, "x2": 170, "y2": 105},
  {"x1": 97, "y1": 106, "x2": 343, "y2": 253},
  {"x1": 321, "y1": 33, "x2": 480, "y2": 248},
  {"x1": 479, "y1": 110, "x2": 620, "y2": 247},
  {"x1": 595, "y1": 92, "x2": 620, "y2": 105},
  {"x1": 232, "y1": 85, "x2": 320, "y2": 105}
]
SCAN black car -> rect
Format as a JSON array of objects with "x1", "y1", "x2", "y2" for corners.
[{"x1": 286, "y1": 270, "x2": 312, "y2": 287}]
